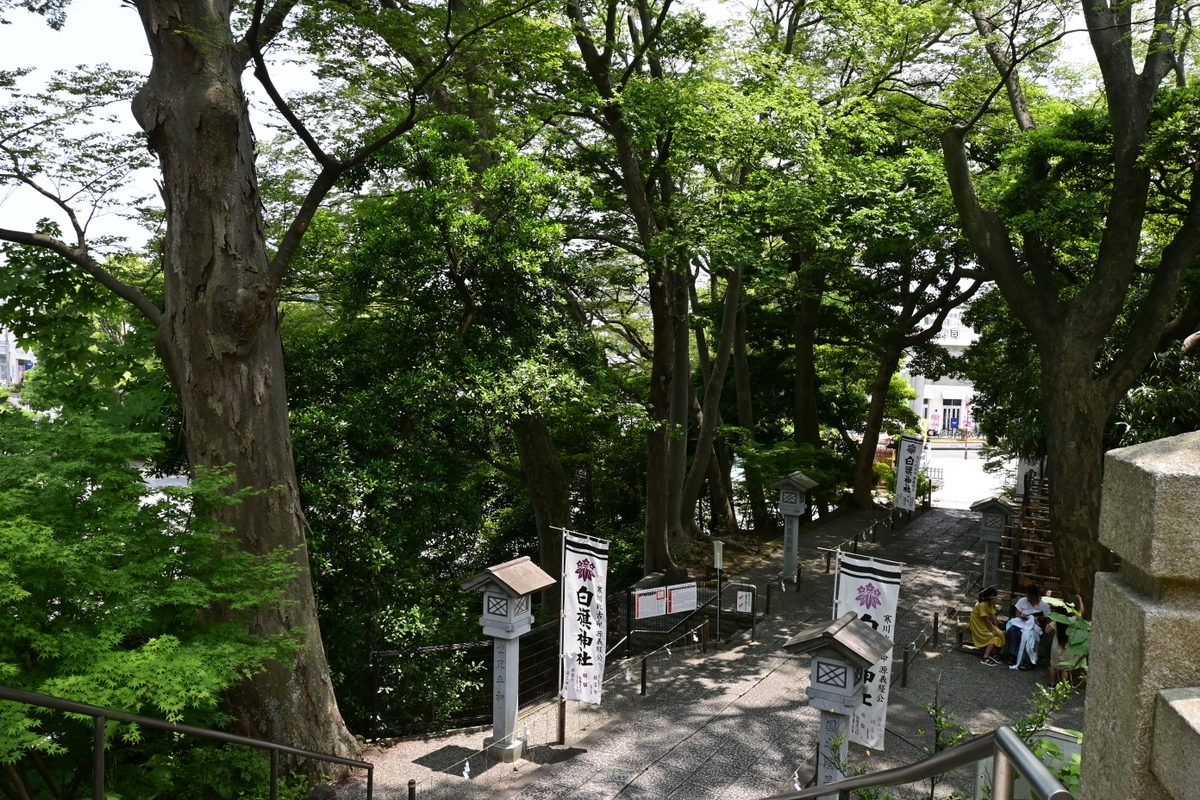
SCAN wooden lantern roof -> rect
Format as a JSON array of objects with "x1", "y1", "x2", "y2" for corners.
[
  {"x1": 461, "y1": 556, "x2": 556, "y2": 597},
  {"x1": 784, "y1": 612, "x2": 894, "y2": 670},
  {"x1": 771, "y1": 471, "x2": 818, "y2": 492}
]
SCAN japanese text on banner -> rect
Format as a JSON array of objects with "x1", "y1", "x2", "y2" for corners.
[
  {"x1": 835, "y1": 553, "x2": 901, "y2": 750},
  {"x1": 894, "y1": 434, "x2": 922, "y2": 511},
  {"x1": 561, "y1": 533, "x2": 608, "y2": 704}
]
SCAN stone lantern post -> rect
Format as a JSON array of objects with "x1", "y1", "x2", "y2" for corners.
[
  {"x1": 461, "y1": 556, "x2": 556, "y2": 762},
  {"x1": 969, "y1": 496, "x2": 1016, "y2": 590},
  {"x1": 785, "y1": 612, "x2": 894, "y2": 799},
  {"x1": 772, "y1": 470, "x2": 817, "y2": 585}
]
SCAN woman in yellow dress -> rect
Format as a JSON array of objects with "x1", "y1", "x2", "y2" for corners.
[{"x1": 970, "y1": 586, "x2": 1006, "y2": 665}]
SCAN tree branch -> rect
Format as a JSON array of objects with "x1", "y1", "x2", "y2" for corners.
[
  {"x1": 0, "y1": 227, "x2": 163, "y2": 326},
  {"x1": 939, "y1": 125, "x2": 1054, "y2": 328},
  {"x1": 1101, "y1": 168, "x2": 1200, "y2": 403},
  {"x1": 248, "y1": 0, "x2": 336, "y2": 168},
  {"x1": 240, "y1": 0, "x2": 298, "y2": 57},
  {"x1": 262, "y1": 0, "x2": 546, "y2": 281}
]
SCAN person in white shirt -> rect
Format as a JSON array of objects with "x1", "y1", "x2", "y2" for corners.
[
  {"x1": 1014, "y1": 586, "x2": 1052, "y2": 622},
  {"x1": 1004, "y1": 584, "x2": 1055, "y2": 669}
]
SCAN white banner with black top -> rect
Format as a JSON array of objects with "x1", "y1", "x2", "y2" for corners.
[
  {"x1": 834, "y1": 553, "x2": 902, "y2": 750},
  {"x1": 560, "y1": 532, "x2": 608, "y2": 704},
  {"x1": 894, "y1": 434, "x2": 923, "y2": 511}
]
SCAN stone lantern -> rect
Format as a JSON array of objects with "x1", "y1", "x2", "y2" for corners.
[
  {"x1": 772, "y1": 470, "x2": 818, "y2": 584},
  {"x1": 969, "y1": 496, "x2": 1016, "y2": 590},
  {"x1": 461, "y1": 556, "x2": 556, "y2": 762},
  {"x1": 785, "y1": 612, "x2": 894, "y2": 799}
]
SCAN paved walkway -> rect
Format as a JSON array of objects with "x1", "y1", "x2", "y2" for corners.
[{"x1": 338, "y1": 508, "x2": 1084, "y2": 799}]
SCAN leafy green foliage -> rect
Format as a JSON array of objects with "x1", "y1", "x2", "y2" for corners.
[
  {"x1": 0, "y1": 232, "x2": 181, "y2": 469},
  {"x1": 0, "y1": 407, "x2": 299, "y2": 796},
  {"x1": 1045, "y1": 596, "x2": 1090, "y2": 674},
  {"x1": 276, "y1": 121, "x2": 632, "y2": 725}
]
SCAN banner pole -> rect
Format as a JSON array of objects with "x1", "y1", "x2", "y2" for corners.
[
  {"x1": 557, "y1": 528, "x2": 566, "y2": 744},
  {"x1": 832, "y1": 551, "x2": 841, "y2": 619}
]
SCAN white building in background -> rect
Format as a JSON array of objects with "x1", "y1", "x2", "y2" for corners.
[
  {"x1": 0, "y1": 328, "x2": 35, "y2": 387},
  {"x1": 905, "y1": 309, "x2": 978, "y2": 435}
]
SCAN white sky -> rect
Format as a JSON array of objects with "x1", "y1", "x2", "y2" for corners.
[
  {"x1": 0, "y1": 1, "x2": 149, "y2": 74},
  {"x1": 0, "y1": 2, "x2": 150, "y2": 244}
]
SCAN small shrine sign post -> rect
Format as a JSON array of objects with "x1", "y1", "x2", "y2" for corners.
[
  {"x1": 969, "y1": 496, "x2": 1017, "y2": 589},
  {"x1": 461, "y1": 556, "x2": 556, "y2": 762},
  {"x1": 772, "y1": 470, "x2": 817, "y2": 585},
  {"x1": 784, "y1": 612, "x2": 894, "y2": 799}
]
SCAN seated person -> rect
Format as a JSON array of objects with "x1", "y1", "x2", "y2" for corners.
[
  {"x1": 1049, "y1": 593, "x2": 1086, "y2": 686},
  {"x1": 1004, "y1": 584, "x2": 1054, "y2": 670},
  {"x1": 969, "y1": 586, "x2": 1005, "y2": 665}
]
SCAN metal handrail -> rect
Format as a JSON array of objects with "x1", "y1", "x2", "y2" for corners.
[
  {"x1": 759, "y1": 725, "x2": 1073, "y2": 800},
  {"x1": 0, "y1": 685, "x2": 374, "y2": 800}
]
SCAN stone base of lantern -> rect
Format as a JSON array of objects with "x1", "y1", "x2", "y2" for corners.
[{"x1": 485, "y1": 736, "x2": 525, "y2": 763}]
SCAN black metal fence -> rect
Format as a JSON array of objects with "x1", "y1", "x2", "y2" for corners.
[
  {"x1": 617, "y1": 578, "x2": 760, "y2": 657},
  {"x1": 369, "y1": 619, "x2": 561, "y2": 739},
  {"x1": 367, "y1": 578, "x2": 763, "y2": 739},
  {"x1": 0, "y1": 685, "x2": 374, "y2": 800}
]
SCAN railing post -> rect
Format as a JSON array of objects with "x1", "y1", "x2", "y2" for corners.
[
  {"x1": 852, "y1": 536, "x2": 859, "y2": 554},
  {"x1": 825, "y1": 551, "x2": 832, "y2": 573},
  {"x1": 750, "y1": 588, "x2": 757, "y2": 642},
  {"x1": 933, "y1": 612, "x2": 940, "y2": 648},
  {"x1": 639, "y1": 657, "x2": 647, "y2": 696},
  {"x1": 715, "y1": 569, "x2": 722, "y2": 644},
  {"x1": 625, "y1": 589, "x2": 633, "y2": 658},
  {"x1": 991, "y1": 747, "x2": 1014, "y2": 800},
  {"x1": 369, "y1": 655, "x2": 380, "y2": 741},
  {"x1": 557, "y1": 697, "x2": 567, "y2": 745},
  {"x1": 901, "y1": 646, "x2": 911, "y2": 688},
  {"x1": 269, "y1": 749, "x2": 279, "y2": 800},
  {"x1": 93, "y1": 715, "x2": 105, "y2": 800},
  {"x1": 408, "y1": 778, "x2": 416, "y2": 800}
]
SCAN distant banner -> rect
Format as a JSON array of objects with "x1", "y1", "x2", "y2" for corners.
[
  {"x1": 835, "y1": 553, "x2": 902, "y2": 750},
  {"x1": 894, "y1": 434, "x2": 922, "y2": 511},
  {"x1": 561, "y1": 533, "x2": 608, "y2": 704}
]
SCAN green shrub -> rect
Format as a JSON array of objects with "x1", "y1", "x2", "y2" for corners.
[{"x1": 0, "y1": 407, "x2": 300, "y2": 798}]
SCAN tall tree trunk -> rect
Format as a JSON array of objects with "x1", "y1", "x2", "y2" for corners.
[
  {"x1": 132, "y1": 1, "x2": 356, "y2": 761},
  {"x1": 733, "y1": 304, "x2": 774, "y2": 535},
  {"x1": 680, "y1": 264, "x2": 744, "y2": 535},
  {"x1": 566, "y1": 0, "x2": 679, "y2": 574},
  {"x1": 706, "y1": 443, "x2": 739, "y2": 536},
  {"x1": 851, "y1": 342, "x2": 904, "y2": 508},
  {"x1": 1039, "y1": 358, "x2": 1116, "y2": 611},
  {"x1": 513, "y1": 414, "x2": 571, "y2": 612},
  {"x1": 665, "y1": 266, "x2": 692, "y2": 552},
  {"x1": 792, "y1": 261, "x2": 825, "y2": 447},
  {"x1": 644, "y1": 264, "x2": 677, "y2": 573}
]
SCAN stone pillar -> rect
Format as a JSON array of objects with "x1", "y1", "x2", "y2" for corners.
[
  {"x1": 783, "y1": 514, "x2": 800, "y2": 583},
  {"x1": 1079, "y1": 431, "x2": 1200, "y2": 800},
  {"x1": 815, "y1": 709, "x2": 849, "y2": 800},
  {"x1": 772, "y1": 471, "x2": 816, "y2": 585},
  {"x1": 970, "y1": 497, "x2": 1014, "y2": 589},
  {"x1": 487, "y1": 634, "x2": 523, "y2": 761},
  {"x1": 460, "y1": 556, "x2": 555, "y2": 764}
]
